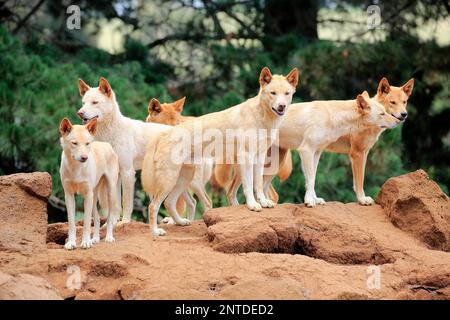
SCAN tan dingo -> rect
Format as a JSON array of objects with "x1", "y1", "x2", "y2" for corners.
[
  {"x1": 146, "y1": 97, "x2": 213, "y2": 219},
  {"x1": 59, "y1": 118, "x2": 120, "y2": 250},
  {"x1": 141, "y1": 67, "x2": 299, "y2": 236}
]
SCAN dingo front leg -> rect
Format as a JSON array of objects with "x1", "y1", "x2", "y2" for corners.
[
  {"x1": 120, "y1": 168, "x2": 135, "y2": 223},
  {"x1": 80, "y1": 190, "x2": 94, "y2": 249},
  {"x1": 64, "y1": 191, "x2": 77, "y2": 250},
  {"x1": 312, "y1": 150, "x2": 325, "y2": 205},
  {"x1": 298, "y1": 146, "x2": 317, "y2": 207},
  {"x1": 254, "y1": 153, "x2": 274, "y2": 208},
  {"x1": 239, "y1": 154, "x2": 262, "y2": 212},
  {"x1": 349, "y1": 150, "x2": 374, "y2": 205},
  {"x1": 91, "y1": 189, "x2": 100, "y2": 244}
]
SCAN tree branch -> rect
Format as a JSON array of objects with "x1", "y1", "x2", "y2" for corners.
[{"x1": 13, "y1": 0, "x2": 45, "y2": 34}]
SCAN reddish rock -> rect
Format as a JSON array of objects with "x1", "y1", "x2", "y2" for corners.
[
  {"x1": 376, "y1": 170, "x2": 450, "y2": 251},
  {"x1": 0, "y1": 271, "x2": 61, "y2": 300}
]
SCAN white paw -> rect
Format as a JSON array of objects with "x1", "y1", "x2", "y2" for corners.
[
  {"x1": 64, "y1": 241, "x2": 76, "y2": 250},
  {"x1": 105, "y1": 235, "x2": 115, "y2": 243},
  {"x1": 304, "y1": 195, "x2": 316, "y2": 208},
  {"x1": 358, "y1": 196, "x2": 374, "y2": 206},
  {"x1": 92, "y1": 236, "x2": 100, "y2": 244},
  {"x1": 152, "y1": 228, "x2": 166, "y2": 236},
  {"x1": 247, "y1": 201, "x2": 263, "y2": 212},
  {"x1": 259, "y1": 198, "x2": 275, "y2": 208},
  {"x1": 314, "y1": 197, "x2": 326, "y2": 205},
  {"x1": 80, "y1": 238, "x2": 93, "y2": 249},
  {"x1": 176, "y1": 218, "x2": 191, "y2": 226},
  {"x1": 162, "y1": 217, "x2": 175, "y2": 224}
]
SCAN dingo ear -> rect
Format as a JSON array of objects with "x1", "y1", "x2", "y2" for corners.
[
  {"x1": 148, "y1": 98, "x2": 162, "y2": 114},
  {"x1": 356, "y1": 94, "x2": 370, "y2": 113},
  {"x1": 402, "y1": 78, "x2": 414, "y2": 97},
  {"x1": 377, "y1": 77, "x2": 391, "y2": 96},
  {"x1": 173, "y1": 96, "x2": 186, "y2": 113},
  {"x1": 99, "y1": 77, "x2": 112, "y2": 97},
  {"x1": 362, "y1": 90, "x2": 370, "y2": 99},
  {"x1": 59, "y1": 118, "x2": 73, "y2": 136},
  {"x1": 86, "y1": 118, "x2": 98, "y2": 136},
  {"x1": 78, "y1": 79, "x2": 90, "y2": 97},
  {"x1": 259, "y1": 67, "x2": 273, "y2": 87},
  {"x1": 285, "y1": 68, "x2": 299, "y2": 88}
]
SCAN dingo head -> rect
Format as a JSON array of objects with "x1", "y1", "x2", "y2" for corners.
[
  {"x1": 77, "y1": 77, "x2": 117, "y2": 124},
  {"x1": 59, "y1": 118, "x2": 98, "y2": 163},
  {"x1": 357, "y1": 91, "x2": 401, "y2": 129},
  {"x1": 146, "y1": 97, "x2": 186, "y2": 126},
  {"x1": 259, "y1": 67, "x2": 299, "y2": 117},
  {"x1": 376, "y1": 77, "x2": 414, "y2": 121}
]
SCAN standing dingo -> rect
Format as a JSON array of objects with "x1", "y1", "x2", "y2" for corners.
[
  {"x1": 59, "y1": 118, "x2": 119, "y2": 250},
  {"x1": 77, "y1": 78, "x2": 171, "y2": 223},
  {"x1": 141, "y1": 67, "x2": 299, "y2": 236}
]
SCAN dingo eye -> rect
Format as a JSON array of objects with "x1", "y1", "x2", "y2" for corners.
[
  {"x1": 285, "y1": 92, "x2": 290, "y2": 95},
  {"x1": 71, "y1": 141, "x2": 78, "y2": 146},
  {"x1": 380, "y1": 112, "x2": 386, "y2": 116},
  {"x1": 390, "y1": 101, "x2": 396, "y2": 105},
  {"x1": 403, "y1": 101, "x2": 406, "y2": 104},
  {"x1": 92, "y1": 101, "x2": 98, "y2": 105},
  {"x1": 86, "y1": 142, "x2": 90, "y2": 146},
  {"x1": 270, "y1": 91, "x2": 276, "y2": 95}
]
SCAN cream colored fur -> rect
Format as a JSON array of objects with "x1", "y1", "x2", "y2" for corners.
[{"x1": 59, "y1": 118, "x2": 119, "y2": 250}]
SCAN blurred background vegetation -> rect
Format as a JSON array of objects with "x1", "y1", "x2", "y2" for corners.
[{"x1": 0, "y1": 0, "x2": 449, "y2": 222}]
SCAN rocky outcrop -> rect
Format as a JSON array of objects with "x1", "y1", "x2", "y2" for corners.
[
  {"x1": 376, "y1": 169, "x2": 450, "y2": 251},
  {"x1": 1, "y1": 170, "x2": 450, "y2": 299},
  {"x1": 0, "y1": 271, "x2": 61, "y2": 300},
  {"x1": 0, "y1": 172, "x2": 52, "y2": 274}
]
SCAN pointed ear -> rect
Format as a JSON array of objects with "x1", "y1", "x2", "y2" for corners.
[
  {"x1": 259, "y1": 67, "x2": 273, "y2": 87},
  {"x1": 402, "y1": 78, "x2": 414, "y2": 97},
  {"x1": 78, "y1": 79, "x2": 90, "y2": 97},
  {"x1": 361, "y1": 90, "x2": 370, "y2": 99},
  {"x1": 148, "y1": 98, "x2": 162, "y2": 114},
  {"x1": 285, "y1": 68, "x2": 299, "y2": 88},
  {"x1": 86, "y1": 118, "x2": 98, "y2": 136},
  {"x1": 377, "y1": 77, "x2": 391, "y2": 96},
  {"x1": 356, "y1": 94, "x2": 370, "y2": 113},
  {"x1": 99, "y1": 77, "x2": 112, "y2": 97},
  {"x1": 59, "y1": 118, "x2": 73, "y2": 136},
  {"x1": 173, "y1": 96, "x2": 186, "y2": 113}
]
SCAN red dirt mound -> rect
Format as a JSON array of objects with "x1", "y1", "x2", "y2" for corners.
[{"x1": 0, "y1": 171, "x2": 449, "y2": 300}]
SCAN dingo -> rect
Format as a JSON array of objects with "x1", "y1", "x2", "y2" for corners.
[
  {"x1": 141, "y1": 67, "x2": 299, "y2": 236},
  {"x1": 146, "y1": 97, "x2": 213, "y2": 218},
  {"x1": 59, "y1": 118, "x2": 119, "y2": 250},
  {"x1": 77, "y1": 78, "x2": 171, "y2": 223}
]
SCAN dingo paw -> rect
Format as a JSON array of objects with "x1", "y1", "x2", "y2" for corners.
[
  {"x1": 358, "y1": 196, "x2": 374, "y2": 206},
  {"x1": 314, "y1": 197, "x2": 326, "y2": 205},
  {"x1": 176, "y1": 218, "x2": 191, "y2": 226},
  {"x1": 80, "y1": 238, "x2": 93, "y2": 249},
  {"x1": 64, "y1": 241, "x2": 76, "y2": 250},
  {"x1": 105, "y1": 235, "x2": 115, "y2": 243},
  {"x1": 304, "y1": 195, "x2": 316, "y2": 207},
  {"x1": 162, "y1": 217, "x2": 175, "y2": 224},
  {"x1": 259, "y1": 198, "x2": 275, "y2": 208},
  {"x1": 247, "y1": 202, "x2": 262, "y2": 212},
  {"x1": 92, "y1": 236, "x2": 100, "y2": 244},
  {"x1": 152, "y1": 228, "x2": 166, "y2": 236}
]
